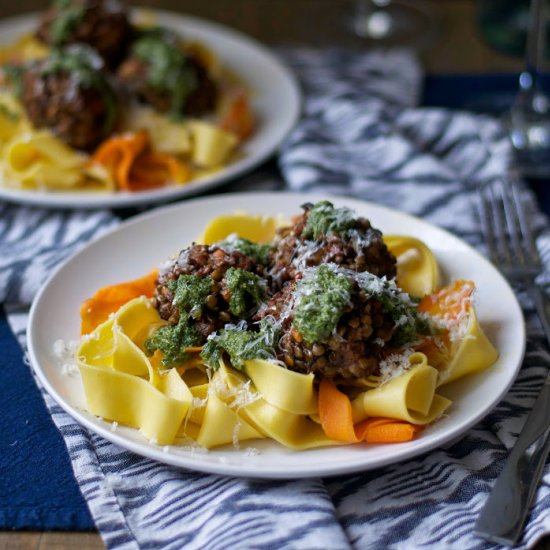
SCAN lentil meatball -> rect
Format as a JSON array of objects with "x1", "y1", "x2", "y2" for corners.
[
  {"x1": 21, "y1": 46, "x2": 119, "y2": 150},
  {"x1": 153, "y1": 244, "x2": 267, "y2": 341},
  {"x1": 256, "y1": 279, "x2": 395, "y2": 386},
  {"x1": 268, "y1": 202, "x2": 397, "y2": 287},
  {"x1": 116, "y1": 29, "x2": 218, "y2": 117},
  {"x1": 36, "y1": 0, "x2": 131, "y2": 67}
]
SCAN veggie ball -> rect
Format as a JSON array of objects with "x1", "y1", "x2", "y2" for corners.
[
  {"x1": 268, "y1": 201, "x2": 398, "y2": 287},
  {"x1": 153, "y1": 242, "x2": 269, "y2": 341},
  {"x1": 116, "y1": 28, "x2": 218, "y2": 118},
  {"x1": 21, "y1": 45, "x2": 119, "y2": 150},
  {"x1": 36, "y1": 0, "x2": 132, "y2": 67},
  {"x1": 256, "y1": 264, "x2": 432, "y2": 386}
]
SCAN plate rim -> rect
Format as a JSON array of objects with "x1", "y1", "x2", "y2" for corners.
[
  {"x1": 0, "y1": 10, "x2": 302, "y2": 209},
  {"x1": 27, "y1": 190, "x2": 526, "y2": 478}
]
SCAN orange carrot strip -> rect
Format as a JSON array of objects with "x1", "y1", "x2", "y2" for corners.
[
  {"x1": 354, "y1": 417, "x2": 396, "y2": 436},
  {"x1": 219, "y1": 89, "x2": 255, "y2": 141},
  {"x1": 128, "y1": 152, "x2": 191, "y2": 190},
  {"x1": 318, "y1": 379, "x2": 359, "y2": 443},
  {"x1": 417, "y1": 280, "x2": 475, "y2": 360},
  {"x1": 80, "y1": 270, "x2": 158, "y2": 335},
  {"x1": 418, "y1": 279, "x2": 474, "y2": 318},
  {"x1": 363, "y1": 419, "x2": 421, "y2": 443},
  {"x1": 91, "y1": 131, "x2": 149, "y2": 191},
  {"x1": 319, "y1": 379, "x2": 422, "y2": 444}
]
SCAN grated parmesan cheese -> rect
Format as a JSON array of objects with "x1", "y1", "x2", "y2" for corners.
[{"x1": 379, "y1": 349, "x2": 416, "y2": 384}]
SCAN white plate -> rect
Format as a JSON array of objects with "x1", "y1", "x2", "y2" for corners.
[
  {"x1": 28, "y1": 192, "x2": 525, "y2": 479},
  {"x1": 0, "y1": 11, "x2": 301, "y2": 209}
]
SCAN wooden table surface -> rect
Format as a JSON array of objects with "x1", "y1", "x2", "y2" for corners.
[{"x1": 0, "y1": 1, "x2": 545, "y2": 548}]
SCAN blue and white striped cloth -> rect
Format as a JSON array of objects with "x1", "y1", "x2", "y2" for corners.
[{"x1": 3, "y1": 47, "x2": 550, "y2": 549}]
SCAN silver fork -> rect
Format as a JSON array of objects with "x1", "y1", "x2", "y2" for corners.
[{"x1": 475, "y1": 177, "x2": 550, "y2": 546}]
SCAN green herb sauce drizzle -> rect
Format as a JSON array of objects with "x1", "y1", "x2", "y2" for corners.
[
  {"x1": 145, "y1": 274, "x2": 213, "y2": 367},
  {"x1": 302, "y1": 201, "x2": 356, "y2": 240},
  {"x1": 225, "y1": 267, "x2": 266, "y2": 318},
  {"x1": 201, "y1": 319, "x2": 279, "y2": 370},
  {"x1": 50, "y1": 0, "x2": 86, "y2": 45},
  {"x1": 292, "y1": 265, "x2": 353, "y2": 343},
  {"x1": 132, "y1": 28, "x2": 198, "y2": 119},
  {"x1": 215, "y1": 235, "x2": 271, "y2": 265}
]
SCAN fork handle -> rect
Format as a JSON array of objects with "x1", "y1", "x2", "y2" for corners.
[
  {"x1": 529, "y1": 283, "x2": 550, "y2": 348},
  {"x1": 474, "y1": 373, "x2": 550, "y2": 545}
]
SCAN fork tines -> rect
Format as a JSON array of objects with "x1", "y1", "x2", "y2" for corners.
[{"x1": 479, "y1": 179, "x2": 542, "y2": 279}]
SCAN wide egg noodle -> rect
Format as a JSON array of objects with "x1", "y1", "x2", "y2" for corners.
[
  {"x1": 214, "y1": 361, "x2": 339, "y2": 450},
  {"x1": 2, "y1": 130, "x2": 88, "y2": 189},
  {"x1": 437, "y1": 308, "x2": 499, "y2": 386},
  {"x1": 195, "y1": 392, "x2": 264, "y2": 449},
  {"x1": 0, "y1": 93, "x2": 29, "y2": 144},
  {"x1": 351, "y1": 359, "x2": 452, "y2": 425},
  {"x1": 384, "y1": 235, "x2": 440, "y2": 297},
  {"x1": 77, "y1": 297, "x2": 193, "y2": 445},
  {"x1": 0, "y1": 34, "x2": 49, "y2": 64},
  {"x1": 244, "y1": 358, "x2": 318, "y2": 415},
  {"x1": 125, "y1": 105, "x2": 192, "y2": 155},
  {"x1": 198, "y1": 212, "x2": 286, "y2": 245},
  {"x1": 182, "y1": 368, "x2": 264, "y2": 448},
  {"x1": 190, "y1": 120, "x2": 237, "y2": 168}
]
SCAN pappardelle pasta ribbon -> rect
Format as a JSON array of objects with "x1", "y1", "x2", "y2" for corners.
[{"x1": 77, "y1": 298, "x2": 192, "y2": 445}]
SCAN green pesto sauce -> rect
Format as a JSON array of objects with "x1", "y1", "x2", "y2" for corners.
[
  {"x1": 170, "y1": 274, "x2": 213, "y2": 317},
  {"x1": 200, "y1": 319, "x2": 279, "y2": 370},
  {"x1": 145, "y1": 273, "x2": 212, "y2": 366},
  {"x1": 215, "y1": 236, "x2": 271, "y2": 265},
  {"x1": 132, "y1": 29, "x2": 198, "y2": 119},
  {"x1": 145, "y1": 317, "x2": 201, "y2": 367},
  {"x1": 1, "y1": 64, "x2": 24, "y2": 97},
  {"x1": 292, "y1": 265, "x2": 353, "y2": 344},
  {"x1": 302, "y1": 201, "x2": 356, "y2": 240},
  {"x1": 50, "y1": 1, "x2": 86, "y2": 45},
  {"x1": 225, "y1": 267, "x2": 265, "y2": 318},
  {"x1": 40, "y1": 46, "x2": 118, "y2": 134}
]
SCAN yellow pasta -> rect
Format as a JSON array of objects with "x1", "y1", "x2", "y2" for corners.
[
  {"x1": 0, "y1": 34, "x2": 49, "y2": 64},
  {"x1": 124, "y1": 105, "x2": 192, "y2": 155},
  {"x1": 216, "y1": 362, "x2": 336, "y2": 450},
  {"x1": 384, "y1": 235, "x2": 440, "y2": 297},
  {"x1": 2, "y1": 130, "x2": 86, "y2": 189},
  {"x1": 190, "y1": 120, "x2": 238, "y2": 168},
  {"x1": 195, "y1": 392, "x2": 264, "y2": 449},
  {"x1": 77, "y1": 298, "x2": 193, "y2": 445},
  {"x1": 244, "y1": 359, "x2": 318, "y2": 415},
  {"x1": 351, "y1": 362, "x2": 452, "y2": 425},
  {"x1": 198, "y1": 212, "x2": 287, "y2": 245},
  {"x1": 437, "y1": 308, "x2": 499, "y2": 386}
]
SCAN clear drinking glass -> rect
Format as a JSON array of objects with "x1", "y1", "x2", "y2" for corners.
[{"x1": 508, "y1": 0, "x2": 550, "y2": 177}]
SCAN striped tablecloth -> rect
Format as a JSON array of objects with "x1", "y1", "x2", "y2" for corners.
[{"x1": 3, "y1": 47, "x2": 550, "y2": 549}]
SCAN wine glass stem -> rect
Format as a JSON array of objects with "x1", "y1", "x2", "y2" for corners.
[{"x1": 523, "y1": 0, "x2": 546, "y2": 93}]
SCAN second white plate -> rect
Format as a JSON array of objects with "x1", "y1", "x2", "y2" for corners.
[{"x1": 0, "y1": 11, "x2": 301, "y2": 209}]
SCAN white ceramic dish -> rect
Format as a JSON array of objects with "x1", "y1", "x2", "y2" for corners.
[
  {"x1": 27, "y1": 192, "x2": 525, "y2": 479},
  {"x1": 0, "y1": 11, "x2": 301, "y2": 209}
]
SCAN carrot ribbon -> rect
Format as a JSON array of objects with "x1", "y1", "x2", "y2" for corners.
[
  {"x1": 91, "y1": 131, "x2": 190, "y2": 191},
  {"x1": 80, "y1": 270, "x2": 158, "y2": 335},
  {"x1": 318, "y1": 379, "x2": 421, "y2": 444},
  {"x1": 219, "y1": 89, "x2": 255, "y2": 140}
]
